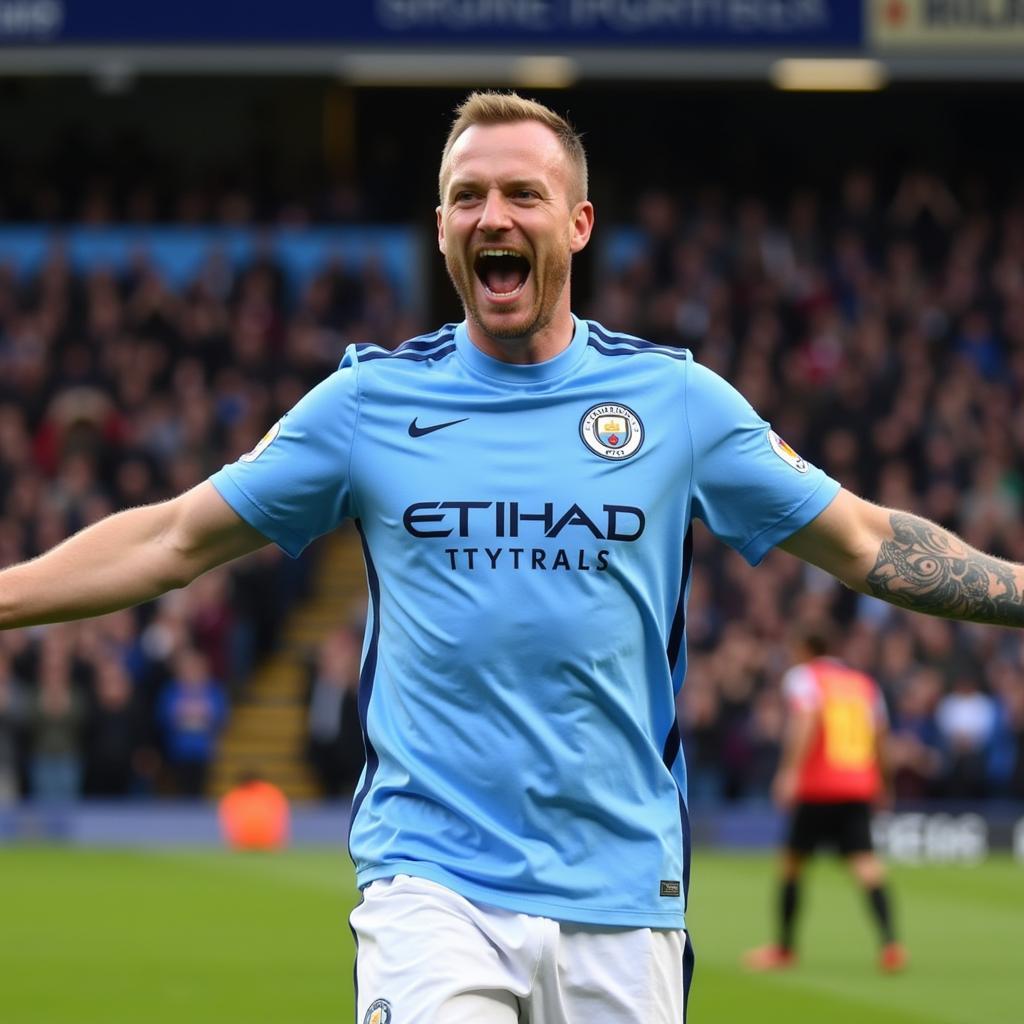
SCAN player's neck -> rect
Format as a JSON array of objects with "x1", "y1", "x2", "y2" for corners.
[{"x1": 467, "y1": 311, "x2": 576, "y2": 366}]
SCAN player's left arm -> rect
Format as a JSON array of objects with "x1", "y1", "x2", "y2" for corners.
[{"x1": 779, "y1": 488, "x2": 1024, "y2": 627}]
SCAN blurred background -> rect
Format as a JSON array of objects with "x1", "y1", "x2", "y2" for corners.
[{"x1": 0, "y1": 3, "x2": 1022, "y2": 1021}]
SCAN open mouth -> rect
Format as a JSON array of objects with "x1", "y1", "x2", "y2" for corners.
[{"x1": 474, "y1": 249, "x2": 531, "y2": 299}]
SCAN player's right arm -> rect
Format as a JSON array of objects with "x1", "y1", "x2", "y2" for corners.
[{"x1": 0, "y1": 482, "x2": 269, "y2": 630}]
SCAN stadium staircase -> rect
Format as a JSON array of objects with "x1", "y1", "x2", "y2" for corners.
[{"x1": 208, "y1": 524, "x2": 367, "y2": 801}]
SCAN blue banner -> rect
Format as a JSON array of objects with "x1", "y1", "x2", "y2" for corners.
[
  {"x1": 0, "y1": 1, "x2": 863, "y2": 48},
  {"x1": 0, "y1": 226, "x2": 424, "y2": 308}
]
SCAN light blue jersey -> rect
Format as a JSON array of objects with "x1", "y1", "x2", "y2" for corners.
[{"x1": 209, "y1": 316, "x2": 839, "y2": 928}]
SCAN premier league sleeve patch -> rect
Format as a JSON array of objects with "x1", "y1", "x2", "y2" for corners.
[
  {"x1": 239, "y1": 419, "x2": 282, "y2": 463},
  {"x1": 767, "y1": 429, "x2": 808, "y2": 473},
  {"x1": 580, "y1": 403, "x2": 644, "y2": 461}
]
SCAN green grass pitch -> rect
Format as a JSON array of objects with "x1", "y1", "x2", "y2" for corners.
[{"x1": 0, "y1": 846, "x2": 1019, "y2": 1023}]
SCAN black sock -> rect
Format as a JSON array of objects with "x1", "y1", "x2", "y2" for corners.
[
  {"x1": 866, "y1": 884, "x2": 895, "y2": 945},
  {"x1": 779, "y1": 880, "x2": 799, "y2": 952}
]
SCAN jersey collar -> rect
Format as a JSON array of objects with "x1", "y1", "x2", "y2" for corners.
[{"x1": 455, "y1": 315, "x2": 588, "y2": 384}]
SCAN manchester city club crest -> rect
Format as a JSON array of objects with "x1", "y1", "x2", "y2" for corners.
[
  {"x1": 580, "y1": 403, "x2": 644, "y2": 461},
  {"x1": 363, "y1": 999, "x2": 392, "y2": 1024}
]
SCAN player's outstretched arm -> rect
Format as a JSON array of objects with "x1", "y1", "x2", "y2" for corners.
[
  {"x1": 779, "y1": 488, "x2": 1024, "y2": 627},
  {"x1": 0, "y1": 482, "x2": 269, "y2": 630}
]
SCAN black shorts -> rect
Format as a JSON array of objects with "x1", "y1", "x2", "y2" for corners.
[{"x1": 787, "y1": 801, "x2": 874, "y2": 856}]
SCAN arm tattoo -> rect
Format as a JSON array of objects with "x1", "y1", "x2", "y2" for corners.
[{"x1": 866, "y1": 512, "x2": 1024, "y2": 626}]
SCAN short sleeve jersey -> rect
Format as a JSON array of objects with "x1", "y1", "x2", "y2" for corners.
[
  {"x1": 210, "y1": 317, "x2": 840, "y2": 928},
  {"x1": 783, "y1": 657, "x2": 887, "y2": 802}
]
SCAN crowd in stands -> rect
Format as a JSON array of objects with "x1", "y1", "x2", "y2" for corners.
[
  {"x1": 594, "y1": 170, "x2": 1024, "y2": 804},
  {"x1": 0, "y1": 236, "x2": 411, "y2": 803},
  {"x1": 2, "y1": 164, "x2": 1024, "y2": 806}
]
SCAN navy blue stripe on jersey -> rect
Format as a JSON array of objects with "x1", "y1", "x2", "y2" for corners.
[
  {"x1": 663, "y1": 719, "x2": 692, "y2": 897},
  {"x1": 589, "y1": 322, "x2": 689, "y2": 355},
  {"x1": 354, "y1": 327, "x2": 456, "y2": 360},
  {"x1": 680, "y1": 791, "x2": 692, "y2": 900},
  {"x1": 355, "y1": 325, "x2": 453, "y2": 348},
  {"x1": 393, "y1": 328, "x2": 457, "y2": 353},
  {"x1": 662, "y1": 716, "x2": 681, "y2": 771},
  {"x1": 588, "y1": 323, "x2": 689, "y2": 361},
  {"x1": 586, "y1": 336, "x2": 689, "y2": 362},
  {"x1": 662, "y1": 518, "x2": 691, "y2": 946},
  {"x1": 358, "y1": 343, "x2": 457, "y2": 365},
  {"x1": 348, "y1": 519, "x2": 382, "y2": 851},
  {"x1": 667, "y1": 526, "x2": 694, "y2": 675},
  {"x1": 393, "y1": 338, "x2": 455, "y2": 353}
]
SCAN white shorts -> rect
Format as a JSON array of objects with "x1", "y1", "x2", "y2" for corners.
[{"x1": 351, "y1": 874, "x2": 691, "y2": 1024}]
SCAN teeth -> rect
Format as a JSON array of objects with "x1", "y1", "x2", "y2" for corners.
[{"x1": 479, "y1": 249, "x2": 524, "y2": 259}]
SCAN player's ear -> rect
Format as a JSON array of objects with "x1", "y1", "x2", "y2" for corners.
[
  {"x1": 437, "y1": 205, "x2": 446, "y2": 255},
  {"x1": 569, "y1": 200, "x2": 595, "y2": 255}
]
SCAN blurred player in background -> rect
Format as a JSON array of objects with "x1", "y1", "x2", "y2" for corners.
[
  {"x1": 745, "y1": 625, "x2": 907, "y2": 974},
  {"x1": 1, "y1": 90, "x2": 1022, "y2": 1022}
]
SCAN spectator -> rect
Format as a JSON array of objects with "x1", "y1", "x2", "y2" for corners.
[
  {"x1": 679, "y1": 661, "x2": 724, "y2": 803},
  {"x1": 82, "y1": 653, "x2": 151, "y2": 797},
  {"x1": 888, "y1": 667, "x2": 944, "y2": 801},
  {"x1": 157, "y1": 647, "x2": 228, "y2": 797},
  {"x1": 0, "y1": 651, "x2": 25, "y2": 804},
  {"x1": 306, "y1": 627, "x2": 364, "y2": 799},
  {"x1": 27, "y1": 629, "x2": 85, "y2": 803},
  {"x1": 935, "y1": 673, "x2": 997, "y2": 800},
  {"x1": 987, "y1": 666, "x2": 1024, "y2": 799},
  {"x1": 746, "y1": 687, "x2": 785, "y2": 802}
]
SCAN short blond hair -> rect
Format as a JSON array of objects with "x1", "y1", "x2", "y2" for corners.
[{"x1": 438, "y1": 91, "x2": 588, "y2": 206}]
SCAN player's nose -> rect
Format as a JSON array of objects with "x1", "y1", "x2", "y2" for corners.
[{"x1": 477, "y1": 189, "x2": 513, "y2": 233}]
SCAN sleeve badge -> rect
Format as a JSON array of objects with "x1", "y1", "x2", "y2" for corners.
[{"x1": 767, "y1": 429, "x2": 808, "y2": 473}]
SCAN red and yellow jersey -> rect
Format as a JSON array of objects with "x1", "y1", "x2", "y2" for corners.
[{"x1": 783, "y1": 657, "x2": 886, "y2": 802}]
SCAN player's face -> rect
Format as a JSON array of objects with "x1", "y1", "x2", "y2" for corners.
[{"x1": 437, "y1": 120, "x2": 593, "y2": 358}]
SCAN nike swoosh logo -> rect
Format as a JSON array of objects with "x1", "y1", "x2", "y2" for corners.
[{"x1": 408, "y1": 416, "x2": 470, "y2": 438}]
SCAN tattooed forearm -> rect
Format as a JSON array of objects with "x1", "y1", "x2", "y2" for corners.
[{"x1": 866, "y1": 513, "x2": 1024, "y2": 626}]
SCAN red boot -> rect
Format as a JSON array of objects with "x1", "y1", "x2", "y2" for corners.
[
  {"x1": 743, "y1": 945, "x2": 797, "y2": 971},
  {"x1": 879, "y1": 942, "x2": 908, "y2": 973}
]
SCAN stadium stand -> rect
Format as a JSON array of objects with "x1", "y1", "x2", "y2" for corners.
[{"x1": 0, "y1": 227, "x2": 416, "y2": 800}]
